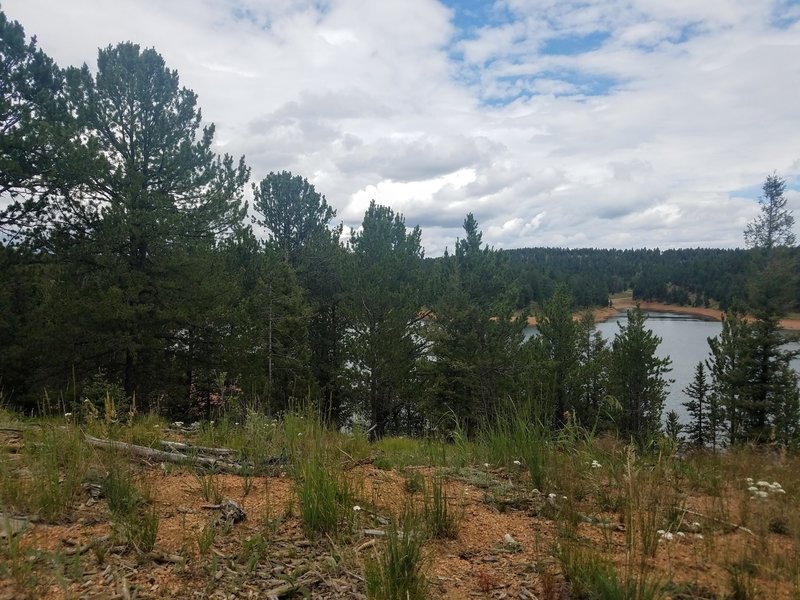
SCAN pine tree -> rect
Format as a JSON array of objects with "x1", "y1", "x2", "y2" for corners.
[
  {"x1": 682, "y1": 362, "x2": 710, "y2": 448},
  {"x1": 424, "y1": 214, "x2": 525, "y2": 434},
  {"x1": 42, "y1": 43, "x2": 249, "y2": 403},
  {"x1": 346, "y1": 201, "x2": 426, "y2": 438},
  {"x1": 252, "y1": 171, "x2": 336, "y2": 267},
  {"x1": 664, "y1": 410, "x2": 682, "y2": 443},
  {"x1": 608, "y1": 307, "x2": 672, "y2": 446},
  {"x1": 529, "y1": 283, "x2": 579, "y2": 427}
]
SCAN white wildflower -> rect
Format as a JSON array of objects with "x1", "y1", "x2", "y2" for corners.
[
  {"x1": 747, "y1": 486, "x2": 759, "y2": 492},
  {"x1": 755, "y1": 490, "x2": 768, "y2": 499},
  {"x1": 591, "y1": 460, "x2": 602, "y2": 469},
  {"x1": 756, "y1": 480, "x2": 770, "y2": 488},
  {"x1": 548, "y1": 493, "x2": 557, "y2": 499},
  {"x1": 772, "y1": 481, "x2": 782, "y2": 489},
  {"x1": 677, "y1": 532, "x2": 686, "y2": 537},
  {"x1": 483, "y1": 463, "x2": 490, "y2": 468},
  {"x1": 695, "y1": 534, "x2": 704, "y2": 540},
  {"x1": 774, "y1": 488, "x2": 786, "y2": 494},
  {"x1": 64, "y1": 412, "x2": 73, "y2": 418},
  {"x1": 352, "y1": 505, "x2": 362, "y2": 512},
  {"x1": 513, "y1": 460, "x2": 521, "y2": 466},
  {"x1": 745, "y1": 477, "x2": 754, "y2": 484}
]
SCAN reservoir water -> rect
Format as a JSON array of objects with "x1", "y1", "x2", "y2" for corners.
[{"x1": 525, "y1": 311, "x2": 800, "y2": 424}]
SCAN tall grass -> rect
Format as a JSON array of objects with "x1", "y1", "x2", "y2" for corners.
[
  {"x1": 479, "y1": 407, "x2": 552, "y2": 489},
  {"x1": 22, "y1": 426, "x2": 89, "y2": 521},
  {"x1": 422, "y1": 475, "x2": 461, "y2": 539},
  {"x1": 102, "y1": 458, "x2": 159, "y2": 553},
  {"x1": 365, "y1": 508, "x2": 428, "y2": 600},
  {"x1": 558, "y1": 542, "x2": 666, "y2": 600},
  {"x1": 288, "y1": 409, "x2": 357, "y2": 538}
]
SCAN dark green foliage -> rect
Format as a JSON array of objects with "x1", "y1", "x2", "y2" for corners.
[
  {"x1": 682, "y1": 362, "x2": 714, "y2": 448},
  {"x1": 528, "y1": 283, "x2": 579, "y2": 427},
  {"x1": 573, "y1": 312, "x2": 611, "y2": 428},
  {"x1": 608, "y1": 307, "x2": 672, "y2": 446},
  {"x1": 424, "y1": 214, "x2": 526, "y2": 435},
  {"x1": 708, "y1": 310, "x2": 800, "y2": 446},
  {"x1": 744, "y1": 173, "x2": 795, "y2": 251},
  {"x1": 346, "y1": 201, "x2": 426, "y2": 437},
  {"x1": 0, "y1": 12, "x2": 80, "y2": 239},
  {"x1": 664, "y1": 410, "x2": 682, "y2": 442},
  {"x1": 252, "y1": 170, "x2": 336, "y2": 267}
]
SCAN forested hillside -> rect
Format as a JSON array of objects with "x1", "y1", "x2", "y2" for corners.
[{"x1": 1, "y1": 11, "x2": 798, "y2": 447}]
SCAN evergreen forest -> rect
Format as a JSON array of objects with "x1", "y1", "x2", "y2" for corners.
[{"x1": 2, "y1": 12, "x2": 799, "y2": 448}]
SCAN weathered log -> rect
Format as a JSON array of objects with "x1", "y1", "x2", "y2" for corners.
[
  {"x1": 160, "y1": 440, "x2": 236, "y2": 456},
  {"x1": 85, "y1": 434, "x2": 231, "y2": 469},
  {"x1": 0, "y1": 513, "x2": 29, "y2": 538}
]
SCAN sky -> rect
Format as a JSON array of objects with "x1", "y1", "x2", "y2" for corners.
[{"x1": 4, "y1": 0, "x2": 800, "y2": 255}]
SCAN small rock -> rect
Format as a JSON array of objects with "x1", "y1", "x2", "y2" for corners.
[{"x1": 218, "y1": 499, "x2": 246, "y2": 524}]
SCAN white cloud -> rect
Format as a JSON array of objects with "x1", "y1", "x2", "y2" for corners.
[{"x1": 3, "y1": 0, "x2": 799, "y2": 254}]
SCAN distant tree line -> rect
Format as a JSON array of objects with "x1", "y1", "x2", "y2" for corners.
[{"x1": 1, "y1": 11, "x2": 798, "y2": 447}]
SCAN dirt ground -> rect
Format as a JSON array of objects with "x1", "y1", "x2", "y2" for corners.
[{"x1": 2, "y1": 454, "x2": 797, "y2": 600}]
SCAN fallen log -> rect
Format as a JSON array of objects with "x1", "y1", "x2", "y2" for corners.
[
  {"x1": 85, "y1": 435, "x2": 234, "y2": 470},
  {"x1": 160, "y1": 440, "x2": 236, "y2": 456}
]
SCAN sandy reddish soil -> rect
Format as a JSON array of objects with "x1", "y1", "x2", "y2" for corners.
[{"x1": 2, "y1": 455, "x2": 797, "y2": 600}]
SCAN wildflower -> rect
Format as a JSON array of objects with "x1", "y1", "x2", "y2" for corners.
[
  {"x1": 64, "y1": 412, "x2": 73, "y2": 418},
  {"x1": 483, "y1": 463, "x2": 490, "y2": 468},
  {"x1": 548, "y1": 493, "x2": 557, "y2": 499},
  {"x1": 153, "y1": 424, "x2": 159, "y2": 428},
  {"x1": 297, "y1": 432, "x2": 303, "y2": 437},
  {"x1": 695, "y1": 534, "x2": 704, "y2": 540},
  {"x1": 754, "y1": 490, "x2": 768, "y2": 499},
  {"x1": 677, "y1": 532, "x2": 686, "y2": 537},
  {"x1": 745, "y1": 477, "x2": 754, "y2": 484},
  {"x1": 747, "y1": 486, "x2": 758, "y2": 492},
  {"x1": 756, "y1": 480, "x2": 770, "y2": 488},
  {"x1": 352, "y1": 505, "x2": 362, "y2": 512},
  {"x1": 591, "y1": 460, "x2": 602, "y2": 469},
  {"x1": 658, "y1": 531, "x2": 674, "y2": 541},
  {"x1": 173, "y1": 421, "x2": 184, "y2": 427},
  {"x1": 771, "y1": 481, "x2": 782, "y2": 489},
  {"x1": 513, "y1": 460, "x2": 521, "y2": 466}
]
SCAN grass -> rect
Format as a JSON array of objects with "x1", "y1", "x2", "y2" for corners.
[
  {"x1": 1, "y1": 426, "x2": 91, "y2": 522},
  {"x1": 195, "y1": 471, "x2": 224, "y2": 504},
  {"x1": 422, "y1": 475, "x2": 461, "y2": 539},
  {"x1": 478, "y1": 407, "x2": 552, "y2": 489},
  {"x1": 3, "y1": 404, "x2": 800, "y2": 598},
  {"x1": 287, "y1": 411, "x2": 360, "y2": 539},
  {"x1": 364, "y1": 508, "x2": 428, "y2": 600},
  {"x1": 558, "y1": 541, "x2": 667, "y2": 600}
]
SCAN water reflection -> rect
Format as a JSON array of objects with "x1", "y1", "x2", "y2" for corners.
[{"x1": 525, "y1": 311, "x2": 800, "y2": 423}]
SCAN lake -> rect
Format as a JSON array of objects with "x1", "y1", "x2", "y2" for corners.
[{"x1": 525, "y1": 311, "x2": 800, "y2": 424}]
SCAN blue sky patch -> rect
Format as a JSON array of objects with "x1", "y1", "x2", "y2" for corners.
[{"x1": 541, "y1": 30, "x2": 610, "y2": 55}]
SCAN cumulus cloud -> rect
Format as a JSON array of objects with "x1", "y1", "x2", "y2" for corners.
[{"x1": 3, "y1": 0, "x2": 799, "y2": 254}]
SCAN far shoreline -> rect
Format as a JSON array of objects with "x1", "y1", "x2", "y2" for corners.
[{"x1": 525, "y1": 299, "x2": 800, "y2": 331}]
